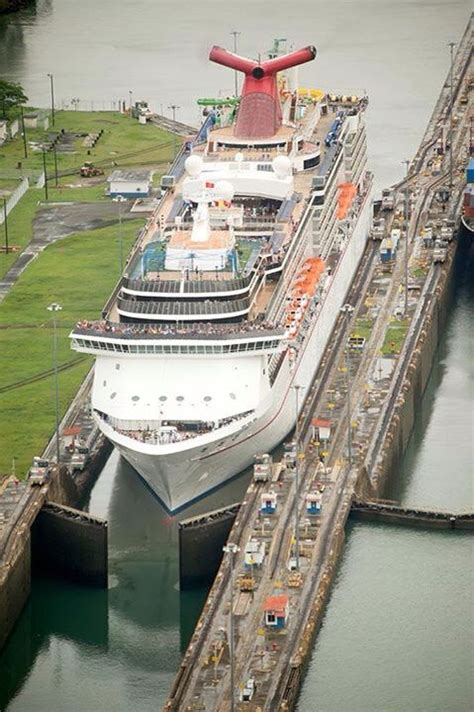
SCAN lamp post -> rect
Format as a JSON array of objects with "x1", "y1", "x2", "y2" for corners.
[
  {"x1": 292, "y1": 383, "x2": 302, "y2": 571},
  {"x1": 402, "y1": 159, "x2": 410, "y2": 316},
  {"x1": 47, "y1": 73, "x2": 55, "y2": 126},
  {"x1": 168, "y1": 104, "x2": 180, "y2": 158},
  {"x1": 19, "y1": 104, "x2": 27, "y2": 159},
  {"x1": 113, "y1": 195, "x2": 126, "y2": 275},
  {"x1": 42, "y1": 145, "x2": 49, "y2": 200},
  {"x1": 53, "y1": 143, "x2": 59, "y2": 186},
  {"x1": 230, "y1": 30, "x2": 241, "y2": 96},
  {"x1": 3, "y1": 198, "x2": 8, "y2": 254},
  {"x1": 223, "y1": 542, "x2": 239, "y2": 712},
  {"x1": 448, "y1": 41, "x2": 456, "y2": 192},
  {"x1": 340, "y1": 304, "x2": 355, "y2": 467},
  {"x1": 47, "y1": 302, "x2": 62, "y2": 466}
]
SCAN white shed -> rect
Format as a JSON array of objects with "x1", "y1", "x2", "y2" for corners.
[{"x1": 107, "y1": 169, "x2": 153, "y2": 198}]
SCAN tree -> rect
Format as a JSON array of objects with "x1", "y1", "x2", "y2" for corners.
[{"x1": 0, "y1": 79, "x2": 28, "y2": 119}]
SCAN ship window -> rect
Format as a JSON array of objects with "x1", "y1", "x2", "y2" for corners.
[
  {"x1": 229, "y1": 393, "x2": 236, "y2": 399},
  {"x1": 115, "y1": 363, "x2": 120, "y2": 370},
  {"x1": 203, "y1": 396, "x2": 212, "y2": 402},
  {"x1": 103, "y1": 380, "x2": 107, "y2": 387},
  {"x1": 159, "y1": 396, "x2": 167, "y2": 402},
  {"x1": 110, "y1": 392, "x2": 117, "y2": 399},
  {"x1": 131, "y1": 395, "x2": 140, "y2": 402},
  {"x1": 176, "y1": 396, "x2": 184, "y2": 401}
]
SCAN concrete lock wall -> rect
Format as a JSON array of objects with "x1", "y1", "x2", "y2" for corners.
[
  {"x1": 0, "y1": 533, "x2": 31, "y2": 651},
  {"x1": 32, "y1": 505, "x2": 107, "y2": 587},
  {"x1": 374, "y1": 235, "x2": 460, "y2": 494}
]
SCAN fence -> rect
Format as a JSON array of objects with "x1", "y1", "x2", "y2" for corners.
[{"x1": 0, "y1": 178, "x2": 29, "y2": 225}]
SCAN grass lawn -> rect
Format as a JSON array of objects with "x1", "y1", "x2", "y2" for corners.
[
  {"x1": 0, "y1": 217, "x2": 145, "y2": 477},
  {"x1": 351, "y1": 317, "x2": 373, "y2": 340},
  {"x1": 382, "y1": 318, "x2": 410, "y2": 355},
  {"x1": 0, "y1": 110, "x2": 175, "y2": 181},
  {"x1": 0, "y1": 185, "x2": 114, "y2": 279}
]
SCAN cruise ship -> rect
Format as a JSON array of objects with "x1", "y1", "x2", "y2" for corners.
[{"x1": 70, "y1": 43, "x2": 373, "y2": 512}]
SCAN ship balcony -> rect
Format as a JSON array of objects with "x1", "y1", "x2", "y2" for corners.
[
  {"x1": 122, "y1": 274, "x2": 253, "y2": 299},
  {"x1": 94, "y1": 408, "x2": 256, "y2": 453},
  {"x1": 117, "y1": 296, "x2": 251, "y2": 321},
  {"x1": 70, "y1": 320, "x2": 286, "y2": 356}
]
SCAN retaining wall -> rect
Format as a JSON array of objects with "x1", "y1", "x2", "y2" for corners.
[
  {"x1": 0, "y1": 533, "x2": 31, "y2": 651},
  {"x1": 373, "y1": 232, "x2": 464, "y2": 494}
]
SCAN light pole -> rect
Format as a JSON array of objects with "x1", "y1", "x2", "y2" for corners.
[
  {"x1": 230, "y1": 30, "x2": 241, "y2": 96},
  {"x1": 340, "y1": 304, "x2": 355, "y2": 467},
  {"x1": 292, "y1": 383, "x2": 302, "y2": 570},
  {"x1": 3, "y1": 198, "x2": 8, "y2": 254},
  {"x1": 19, "y1": 104, "x2": 27, "y2": 159},
  {"x1": 168, "y1": 104, "x2": 180, "y2": 158},
  {"x1": 47, "y1": 73, "x2": 55, "y2": 126},
  {"x1": 47, "y1": 302, "x2": 62, "y2": 466},
  {"x1": 129, "y1": 90, "x2": 133, "y2": 114},
  {"x1": 402, "y1": 159, "x2": 410, "y2": 316},
  {"x1": 113, "y1": 195, "x2": 126, "y2": 275},
  {"x1": 447, "y1": 42, "x2": 456, "y2": 192},
  {"x1": 223, "y1": 542, "x2": 239, "y2": 712},
  {"x1": 41, "y1": 145, "x2": 49, "y2": 200},
  {"x1": 53, "y1": 143, "x2": 59, "y2": 186}
]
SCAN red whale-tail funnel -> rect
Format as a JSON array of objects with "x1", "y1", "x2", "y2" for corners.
[{"x1": 209, "y1": 45, "x2": 317, "y2": 139}]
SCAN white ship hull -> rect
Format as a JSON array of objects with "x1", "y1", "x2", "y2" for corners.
[{"x1": 97, "y1": 192, "x2": 372, "y2": 512}]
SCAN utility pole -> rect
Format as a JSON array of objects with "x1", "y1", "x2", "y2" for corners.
[
  {"x1": 168, "y1": 104, "x2": 180, "y2": 158},
  {"x1": 53, "y1": 143, "x2": 59, "y2": 186},
  {"x1": 223, "y1": 542, "x2": 239, "y2": 712},
  {"x1": 292, "y1": 383, "x2": 302, "y2": 570},
  {"x1": 47, "y1": 73, "x2": 55, "y2": 126},
  {"x1": 3, "y1": 198, "x2": 9, "y2": 254},
  {"x1": 448, "y1": 42, "x2": 456, "y2": 192},
  {"x1": 113, "y1": 195, "x2": 126, "y2": 275},
  {"x1": 47, "y1": 302, "x2": 62, "y2": 466},
  {"x1": 42, "y1": 145, "x2": 49, "y2": 200},
  {"x1": 340, "y1": 304, "x2": 355, "y2": 467},
  {"x1": 19, "y1": 104, "x2": 28, "y2": 159},
  {"x1": 230, "y1": 31, "x2": 241, "y2": 96},
  {"x1": 402, "y1": 159, "x2": 410, "y2": 316}
]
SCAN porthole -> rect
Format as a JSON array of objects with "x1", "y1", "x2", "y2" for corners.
[
  {"x1": 159, "y1": 396, "x2": 167, "y2": 402},
  {"x1": 131, "y1": 395, "x2": 140, "y2": 402},
  {"x1": 103, "y1": 380, "x2": 107, "y2": 387},
  {"x1": 176, "y1": 395, "x2": 184, "y2": 402},
  {"x1": 203, "y1": 396, "x2": 212, "y2": 402},
  {"x1": 229, "y1": 392, "x2": 236, "y2": 399},
  {"x1": 115, "y1": 363, "x2": 120, "y2": 370},
  {"x1": 110, "y1": 392, "x2": 117, "y2": 399}
]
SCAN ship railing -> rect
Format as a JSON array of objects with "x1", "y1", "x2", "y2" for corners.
[
  {"x1": 72, "y1": 320, "x2": 285, "y2": 341},
  {"x1": 96, "y1": 409, "x2": 254, "y2": 445},
  {"x1": 117, "y1": 296, "x2": 250, "y2": 318},
  {"x1": 123, "y1": 274, "x2": 252, "y2": 295}
]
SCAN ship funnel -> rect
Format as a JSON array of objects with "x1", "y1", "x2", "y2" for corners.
[{"x1": 209, "y1": 44, "x2": 317, "y2": 139}]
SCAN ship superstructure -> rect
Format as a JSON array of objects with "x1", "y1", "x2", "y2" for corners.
[{"x1": 71, "y1": 43, "x2": 373, "y2": 511}]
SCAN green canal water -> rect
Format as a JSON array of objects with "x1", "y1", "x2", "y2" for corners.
[{"x1": 0, "y1": 1, "x2": 473, "y2": 710}]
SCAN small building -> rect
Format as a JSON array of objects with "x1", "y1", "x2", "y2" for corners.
[
  {"x1": 263, "y1": 594, "x2": 289, "y2": 628},
  {"x1": 107, "y1": 169, "x2": 153, "y2": 198},
  {"x1": 23, "y1": 110, "x2": 49, "y2": 130},
  {"x1": 260, "y1": 492, "x2": 277, "y2": 515},
  {"x1": 306, "y1": 492, "x2": 322, "y2": 515},
  {"x1": 311, "y1": 418, "x2": 332, "y2": 442},
  {"x1": 244, "y1": 538, "x2": 266, "y2": 567}
]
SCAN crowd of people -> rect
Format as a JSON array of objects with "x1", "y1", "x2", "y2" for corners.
[
  {"x1": 97, "y1": 409, "x2": 253, "y2": 446},
  {"x1": 75, "y1": 319, "x2": 279, "y2": 338}
]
